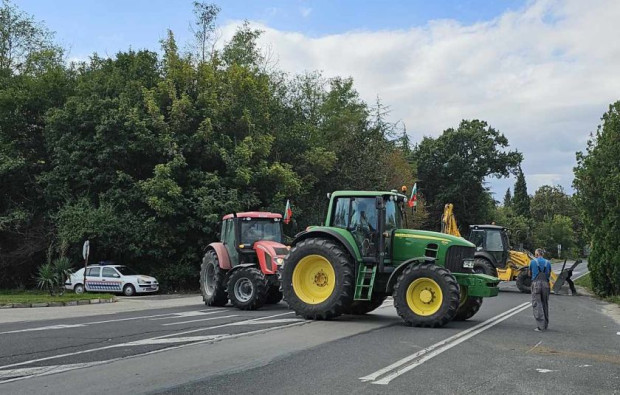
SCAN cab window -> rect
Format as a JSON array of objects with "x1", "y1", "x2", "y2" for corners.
[
  {"x1": 332, "y1": 198, "x2": 351, "y2": 228},
  {"x1": 485, "y1": 230, "x2": 504, "y2": 252},
  {"x1": 102, "y1": 267, "x2": 120, "y2": 278}
]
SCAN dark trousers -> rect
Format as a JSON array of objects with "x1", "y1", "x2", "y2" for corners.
[{"x1": 531, "y1": 274, "x2": 550, "y2": 330}]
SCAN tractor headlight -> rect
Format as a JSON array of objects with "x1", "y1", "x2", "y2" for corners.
[
  {"x1": 275, "y1": 258, "x2": 284, "y2": 265},
  {"x1": 463, "y1": 259, "x2": 474, "y2": 269}
]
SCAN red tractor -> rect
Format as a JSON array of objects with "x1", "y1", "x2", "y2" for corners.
[{"x1": 200, "y1": 212, "x2": 289, "y2": 310}]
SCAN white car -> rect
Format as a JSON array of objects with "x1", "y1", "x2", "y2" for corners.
[{"x1": 65, "y1": 264, "x2": 159, "y2": 296}]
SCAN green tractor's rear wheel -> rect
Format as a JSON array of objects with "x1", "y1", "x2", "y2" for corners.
[
  {"x1": 282, "y1": 238, "x2": 354, "y2": 320},
  {"x1": 344, "y1": 294, "x2": 387, "y2": 315},
  {"x1": 200, "y1": 250, "x2": 229, "y2": 307},
  {"x1": 453, "y1": 285, "x2": 483, "y2": 321},
  {"x1": 393, "y1": 263, "x2": 460, "y2": 328}
]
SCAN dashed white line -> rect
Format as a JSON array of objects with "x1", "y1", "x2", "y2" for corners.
[{"x1": 162, "y1": 314, "x2": 238, "y2": 326}]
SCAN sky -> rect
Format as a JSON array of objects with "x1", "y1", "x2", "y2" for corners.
[{"x1": 15, "y1": 0, "x2": 620, "y2": 199}]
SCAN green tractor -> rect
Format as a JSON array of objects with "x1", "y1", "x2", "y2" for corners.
[{"x1": 280, "y1": 191, "x2": 500, "y2": 327}]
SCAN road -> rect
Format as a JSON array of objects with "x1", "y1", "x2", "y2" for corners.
[{"x1": 0, "y1": 267, "x2": 618, "y2": 394}]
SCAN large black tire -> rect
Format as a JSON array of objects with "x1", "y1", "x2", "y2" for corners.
[
  {"x1": 393, "y1": 263, "x2": 460, "y2": 328},
  {"x1": 516, "y1": 270, "x2": 532, "y2": 294},
  {"x1": 281, "y1": 238, "x2": 354, "y2": 320},
  {"x1": 453, "y1": 286, "x2": 483, "y2": 321},
  {"x1": 200, "y1": 250, "x2": 229, "y2": 306},
  {"x1": 344, "y1": 294, "x2": 387, "y2": 315},
  {"x1": 227, "y1": 267, "x2": 268, "y2": 310},
  {"x1": 265, "y1": 285, "x2": 283, "y2": 304},
  {"x1": 473, "y1": 258, "x2": 498, "y2": 278}
]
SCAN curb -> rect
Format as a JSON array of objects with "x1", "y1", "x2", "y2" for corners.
[{"x1": 0, "y1": 297, "x2": 116, "y2": 309}]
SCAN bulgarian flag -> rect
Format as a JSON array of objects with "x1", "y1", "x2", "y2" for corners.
[
  {"x1": 408, "y1": 183, "x2": 418, "y2": 208},
  {"x1": 283, "y1": 199, "x2": 292, "y2": 224}
]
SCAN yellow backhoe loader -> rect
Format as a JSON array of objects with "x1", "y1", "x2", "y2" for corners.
[{"x1": 441, "y1": 204, "x2": 559, "y2": 293}]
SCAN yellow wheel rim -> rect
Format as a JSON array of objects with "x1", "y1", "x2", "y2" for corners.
[
  {"x1": 459, "y1": 286, "x2": 468, "y2": 308},
  {"x1": 406, "y1": 278, "x2": 443, "y2": 316},
  {"x1": 292, "y1": 254, "x2": 336, "y2": 304}
]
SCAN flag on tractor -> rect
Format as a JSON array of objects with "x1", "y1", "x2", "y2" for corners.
[
  {"x1": 408, "y1": 183, "x2": 418, "y2": 208},
  {"x1": 283, "y1": 199, "x2": 292, "y2": 224}
]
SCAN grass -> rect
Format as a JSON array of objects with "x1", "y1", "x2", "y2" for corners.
[
  {"x1": 0, "y1": 289, "x2": 115, "y2": 304},
  {"x1": 574, "y1": 273, "x2": 620, "y2": 305}
]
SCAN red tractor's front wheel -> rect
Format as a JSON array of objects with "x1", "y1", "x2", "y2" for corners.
[{"x1": 227, "y1": 267, "x2": 268, "y2": 310}]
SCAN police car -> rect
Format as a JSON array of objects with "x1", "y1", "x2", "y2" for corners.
[{"x1": 65, "y1": 263, "x2": 159, "y2": 296}]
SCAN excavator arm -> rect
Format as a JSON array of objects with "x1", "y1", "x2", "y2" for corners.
[{"x1": 441, "y1": 203, "x2": 461, "y2": 237}]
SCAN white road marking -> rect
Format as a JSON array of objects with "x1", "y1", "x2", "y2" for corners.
[
  {"x1": 0, "y1": 324, "x2": 86, "y2": 335},
  {"x1": 360, "y1": 302, "x2": 531, "y2": 385},
  {"x1": 0, "y1": 360, "x2": 113, "y2": 382},
  {"x1": 161, "y1": 315, "x2": 238, "y2": 326},
  {"x1": 122, "y1": 335, "x2": 227, "y2": 346},
  {"x1": 149, "y1": 311, "x2": 220, "y2": 320},
  {"x1": 244, "y1": 318, "x2": 304, "y2": 325},
  {"x1": 536, "y1": 368, "x2": 556, "y2": 373},
  {"x1": 572, "y1": 271, "x2": 590, "y2": 281},
  {"x1": 0, "y1": 311, "x2": 302, "y2": 371},
  {"x1": 578, "y1": 364, "x2": 591, "y2": 368},
  {"x1": 527, "y1": 340, "x2": 543, "y2": 353},
  {"x1": 0, "y1": 320, "x2": 308, "y2": 383}
]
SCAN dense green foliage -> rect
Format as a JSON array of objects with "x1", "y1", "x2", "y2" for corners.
[
  {"x1": 574, "y1": 101, "x2": 620, "y2": 296},
  {"x1": 512, "y1": 167, "x2": 530, "y2": 218},
  {"x1": 414, "y1": 120, "x2": 522, "y2": 230},
  {"x1": 0, "y1": 2, "x2": 414, "y2": 289}
]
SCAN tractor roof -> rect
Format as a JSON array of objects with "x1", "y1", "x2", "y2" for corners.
[
  {"x1": 469, "y1": 224, "x2": 507, "y2": 231},
  {"x1": 222, "y1": 212, "x2": 282, "y2": 220},
  {"x1": 330, "y1": 190, "x2": 407, "y2": 199}
]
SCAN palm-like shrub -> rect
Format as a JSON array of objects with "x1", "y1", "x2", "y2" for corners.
[{"x1": 36, "y1": 263, "x2": 57, "y2": 296}]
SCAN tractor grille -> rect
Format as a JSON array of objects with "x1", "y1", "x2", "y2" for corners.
[
  {"x1": 274, "y1": 248, "x2": 289, "y2": 256},
  {"x1": 445, "y1": 245, "x2": 475, "y2": 273}
]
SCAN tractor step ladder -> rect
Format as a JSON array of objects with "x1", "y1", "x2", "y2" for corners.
[{"x1": 354, "y1": 264, "x2": 377, "y2": 301}]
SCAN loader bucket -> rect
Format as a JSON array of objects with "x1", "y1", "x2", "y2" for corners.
[{"x1": 552, "y1": 259, "x2": 583, "y2": 293}]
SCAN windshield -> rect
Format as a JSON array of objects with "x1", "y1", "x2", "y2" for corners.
[
  {"x1": 116, "y1": 266, "x2": 139, "y2": 276},
  {"x1": 385, "y1": 199, "x2": 402, "y2": 231},
  {"x1": 240, "y1": 219, "x2": 282, "y2": 245}
]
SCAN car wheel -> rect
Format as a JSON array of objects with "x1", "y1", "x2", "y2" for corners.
[
  {"x1": 74, "y1": 284, "x2": 85, "y2": 294},
  {"x1": 123, "y1": 284, "x2": 136, "y2": 297}
]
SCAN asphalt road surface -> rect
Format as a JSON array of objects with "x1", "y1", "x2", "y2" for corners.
[{"x1": 1, "y1": 265, "x2": 618, "y2": 395}]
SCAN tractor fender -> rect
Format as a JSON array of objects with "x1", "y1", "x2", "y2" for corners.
[
  {"x1": 385, "y1": 257, "x2": 437, "y2": 294},
  {"x1": 474, "y1": 251, "x2": 497, "y2": 267},
  {"x1": 206, "y1": 242, "x2": 232, "y2": 270},
  {"x1": 227, "y1": 263, "x2": 256, "y2": 275},
  {"x1": 292, "y1": 228, "x2": 361, "y2": 262}
]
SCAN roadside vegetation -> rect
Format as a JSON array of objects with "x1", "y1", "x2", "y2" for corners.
[
  {"x1": 0, "y1": 290, "x2": 114, "y2": 304},
  {"x1": 0, "y1": 1, "x2": 617, "y2": 302},
  {"x1": 575, "y1": 274, "x2": 620, "y2": 305}
]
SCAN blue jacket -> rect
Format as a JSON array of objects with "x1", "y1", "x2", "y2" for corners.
[{"x1": 530, "y1": 257, "x2": 552, "y2": 281}]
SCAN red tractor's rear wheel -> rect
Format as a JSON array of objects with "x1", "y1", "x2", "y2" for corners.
[
  {"x1": 200, "y1": 250, "x2": 229, "y2": 307},
  {"x1": 227, "y1": 267, "x2": 269, "y2": 310}
]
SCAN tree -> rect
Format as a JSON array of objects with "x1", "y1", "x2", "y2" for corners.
[
  {"x1": 512, "y1": 167, "x2": 530, "y2": 218},
  {"x1": 530, "y1": 185, "x2": 574, "y2": 221},
  {"x1": 414, "y1": 120, "x2": 522, "y2": 231},
  {"x1": 574, "y1": 101, "x2": 620, "y2": 296},
  {"x1": 503, "y1": 188, "x2": 512, "y2": 207},
  {"x1": 191, "y1": 1, "x2": 220, "y2": 63}
]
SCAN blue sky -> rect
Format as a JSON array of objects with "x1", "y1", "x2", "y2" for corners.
[
  {"x1": 14, "y1": 1, "x2": 620, "y2": 199},
  {"x1": 16, "y1": 0, "x2": 525, "y2": 60}
]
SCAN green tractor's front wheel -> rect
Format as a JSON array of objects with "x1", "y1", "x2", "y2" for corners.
[
  {"x1": 281, "y1": 238, "x2": 354, "y2": 320},
  {"x1": 393, "y1": 263, "x2": 460, "y2": 328},
  {"x1": 453, "y1": 285, "x2": 483, "y2": 321}
]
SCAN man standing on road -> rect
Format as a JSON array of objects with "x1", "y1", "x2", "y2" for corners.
[{"x1": 530, "y1": 248, "x2": 552, "y2": 331}]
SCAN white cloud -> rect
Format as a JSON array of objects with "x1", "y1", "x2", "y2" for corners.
[
  {"x1": 300, "y1": 7, "x2": 312, "y2": 18},
  {"x1": 222, "y1": 0, "x2": 620, "y2": 195}
]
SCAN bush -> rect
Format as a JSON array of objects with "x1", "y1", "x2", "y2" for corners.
[{"x1": 152, "y1": 262, "x2": 200, "y2": 293}]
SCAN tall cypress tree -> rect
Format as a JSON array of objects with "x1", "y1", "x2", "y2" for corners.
[
  {"x1": 512, "y1": 167, "x2": 530, "y2": 217},
  {"x1": 503, "y1": 188, "x2": 512, "y2": 207}
]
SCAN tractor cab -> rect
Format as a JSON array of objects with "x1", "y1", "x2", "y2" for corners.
[
  {"x1": 220, "y1": 212, "x2": 286, "y2": 265},
  {"x1": 329, "y1": 192, "x2": 405, "y2": 265},
  {"x1": 467, "y1": 225, "x2": 510, "y2": 269}
]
